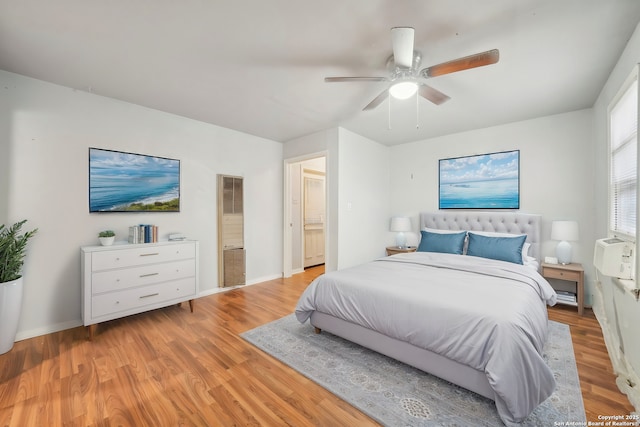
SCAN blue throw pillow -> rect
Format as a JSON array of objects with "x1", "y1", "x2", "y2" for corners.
[
  {"x1": 466, "y1": 232, "x2": 526, "y2": 265},
  {"x1": 417, "y1": 230, "x2": 466, "y2": 255}
]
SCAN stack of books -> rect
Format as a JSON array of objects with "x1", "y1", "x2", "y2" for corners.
[
  {"x1": 556, "y1": 290, "x2": 577, "y2": 304},
  {"x1": 128, "y1": 224, "x2": 159, "y2": 244}
]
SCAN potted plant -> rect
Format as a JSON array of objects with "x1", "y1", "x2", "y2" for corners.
[
  {"x1": 98, "y1": 230, "x2": 115, "y2": 246},
  {"x1": 0, "y1": 220, "x2": 37, "y2": 354}
]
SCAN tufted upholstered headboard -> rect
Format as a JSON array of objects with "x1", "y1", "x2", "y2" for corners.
[{"x1": 419, "y1": 211, "x2": 542, "y2": 261}]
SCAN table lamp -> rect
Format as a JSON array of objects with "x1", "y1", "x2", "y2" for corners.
[
  {"x1": 551, "y1": 220, "x2": 579, "y2": 265},
  {"x1": 390, "y1": 217, "x2": 412, "y2": 249}
]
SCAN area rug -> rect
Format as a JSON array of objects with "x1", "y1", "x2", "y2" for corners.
[{"x1": 241, "y1": 314, "x2": 586, "y2": 426}]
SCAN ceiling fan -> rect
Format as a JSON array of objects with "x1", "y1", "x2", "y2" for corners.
[{"x1": 325, "y1": 27, "x2": 499, "y2": 110}]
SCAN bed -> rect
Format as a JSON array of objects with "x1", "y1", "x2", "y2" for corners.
[{"x1": 295, "y1": 211, "x2": 558, "y2": 426}]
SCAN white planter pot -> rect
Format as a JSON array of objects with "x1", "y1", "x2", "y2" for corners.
[
  {"x1": 0, "y1": 277, "x2": 24, "y2": 354},
  {"x1": 99, "y1": 236, "x2": 115, "y2": 246}
]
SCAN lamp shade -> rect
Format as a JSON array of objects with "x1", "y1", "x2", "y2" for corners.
[
  {"x1": 390, "y1": 216, "x2": 411, "y2": 249},
  {"x1": 551, "y1": 220, "x2": 579, "y2": 265},
  {"x1": 551, "y1": 221, "x2": 579, "y2": 241},
  {"x1": 390, "y1": 217, "x2": 411, "y2": 232}
]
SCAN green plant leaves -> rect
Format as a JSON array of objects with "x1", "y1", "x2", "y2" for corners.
[{"x1": 0, "y1": 220, "x2": 38, "y2": 283}]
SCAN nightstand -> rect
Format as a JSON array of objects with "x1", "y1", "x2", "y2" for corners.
[
  {"x1": 541, "y1": 262, "x2": 584, "y2": 316},
  {"x1": 386, "y1": 246, "x2": 417, "y2": 256}
]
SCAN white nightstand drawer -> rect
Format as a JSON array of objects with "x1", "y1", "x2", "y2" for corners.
[
  {"x1": 92, "y1": 259, "x2": 196, "y2": 294},
  {"x1": 91, "y1": 277, "x2": 196, "y2": 318},
  {"x1": 91, "y1": 243, "x2": 195, "y2": 271}
]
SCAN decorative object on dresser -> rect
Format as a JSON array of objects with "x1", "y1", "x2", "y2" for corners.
[
  {"x1": 541, "y1": 262, "x2": 584, "y2": 316},
  {"x1": 389, "y1": 216, "x2": 412, "y2": 249},
  {"x1": 81, "y1": 240, "x2": 199, "y2": 340},
  {"x1": 0, "y1": 220, "x2": 37, "y2": 354},
  {"x1": 550, "y1": 220, "x2": 579, "y2": 265},
  {"x1": 98, "y1": 230, "x2": 115, "y2": 246},
  {"x1": 128, "y1": 224, "x2": 159, "y2": 243},
  {"x1": 386, "y1": 246, "x2": 417, "y2": 256}
]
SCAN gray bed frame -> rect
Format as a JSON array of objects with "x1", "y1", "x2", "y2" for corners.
[{"x1": 310, "y1": 211, "x2": 542, "y2": 401}]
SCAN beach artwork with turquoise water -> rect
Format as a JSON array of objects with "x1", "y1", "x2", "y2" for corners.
[
  {"x1": 439, "y1": 150, "x2": 519, "y2": 209},
  {"x1": 89, "y1": 148, "x2": 180, "y2": 212}
]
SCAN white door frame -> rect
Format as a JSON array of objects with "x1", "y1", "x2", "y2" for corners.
[{"x1": 283, "y1": 151, "x2": 327, "y2": 278}]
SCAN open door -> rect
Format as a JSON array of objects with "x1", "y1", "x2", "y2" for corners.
[{"x1": 303, "y1": 170, "x2": 325, "y2": 268}]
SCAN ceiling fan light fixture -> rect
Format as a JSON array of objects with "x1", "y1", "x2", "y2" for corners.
[{"x1": 389, "y1": 81, "x2": 418, "y2": 99}]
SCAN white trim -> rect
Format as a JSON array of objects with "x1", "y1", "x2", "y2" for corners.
[
  {"x1": 607, "y1": 65, "x2": 639, "y2": 284},
  {"x1": 607, "y1": 64, "x2": 638, "y2": 241},
  {"x1": 15, "y1": 319, "x2": 83, "y2": 342},
  {"x1": 283, "y1": 151, "x2": 328, "y2": 278}
]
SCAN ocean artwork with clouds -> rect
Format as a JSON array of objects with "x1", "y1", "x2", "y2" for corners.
[{"x1": 439, "y1": 150, "x2": 520, "y2": 209}]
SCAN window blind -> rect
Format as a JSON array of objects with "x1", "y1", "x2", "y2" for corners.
[{"x1": 610, "y1": 75, "x2": 638, "y2": 238}]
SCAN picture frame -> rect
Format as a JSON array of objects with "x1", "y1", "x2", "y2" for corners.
[
  {"x1": 89, "y1": 148, "x2": 180, "y2": 213},
  {"x1": 439, "y1": 149, "x2": 520, "y2": 209}
]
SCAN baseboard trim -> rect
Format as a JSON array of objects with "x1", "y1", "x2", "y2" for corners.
[{"x1": 15, "y1": 319, "x2": 83, "y2": 342}]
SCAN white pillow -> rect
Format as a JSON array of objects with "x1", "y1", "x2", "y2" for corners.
[{"x1": 524, "y1": 256, "x2": 539, "y2": 270}]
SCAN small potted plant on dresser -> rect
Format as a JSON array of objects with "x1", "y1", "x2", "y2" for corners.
[
  {"x1": 0, "y1": 220, "x2": 37, "y2": 354},
  {"x1": 98, "y1": 230, "x2": 115, "y2": 246}
]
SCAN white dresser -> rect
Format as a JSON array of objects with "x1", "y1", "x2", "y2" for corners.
[{"x1": 81, "y1": 240, "x2": 199, "y2": 339}]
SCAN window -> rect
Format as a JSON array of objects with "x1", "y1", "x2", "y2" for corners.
[{"x1": 609, "y1": 69, "x2": 638, "y2": 239}]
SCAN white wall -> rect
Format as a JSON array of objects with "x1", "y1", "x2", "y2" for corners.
[
  {"x1": 389, "y1": 109, "x2": 596, "y2": 300},
  {"x1": 336, "y1": 128, "x2": 391, "y2": 268},
  {"x1": 592, "y1": 21, "x2": 640, "y2": 407},
  {"x1": 1, "y1": 70, "x2": 283, "y2": 340},
  {"x1": 0, "y1": 84, "x2": 9, "y2": 224}
]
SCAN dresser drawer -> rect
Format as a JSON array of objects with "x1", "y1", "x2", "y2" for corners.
[
  {"x1": 91, "y1": 243, "x2": 195, "y2": 271},
  {"x1": 91, "y1": 277, "x2": 196, "y2": 318},
  {"x1": 542, "y1": 267, "x2": 580, "y2": 282},
  {"x1": 92, "y1": 259, "x2": 196, "y2": 294}
]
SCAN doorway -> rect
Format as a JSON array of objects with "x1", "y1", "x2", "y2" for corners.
[
  {"x1": 303, "y1": 169, "x2": 325, "y2": 268},
  {"x1": 283, "y1": 154, "x2": 327, "y2": 277}
]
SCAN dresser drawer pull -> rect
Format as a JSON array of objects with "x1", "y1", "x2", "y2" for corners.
[
  {"x1": 140, "y1": 252, "x2": 160, "y2": 257},
  {"x1": 139, "y1": 272, "x2": 159, "y2": 278},
  {"x1": 139, "y1": 293, "x2": 159, "y2": 299}
]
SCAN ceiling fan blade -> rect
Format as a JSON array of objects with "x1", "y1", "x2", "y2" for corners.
[
  {"x1": 325, "y1": 77, "x2": 388, "y2": 83},
  {"x1": 391, "y1": 27, "x2": 414, "y2": 68},
  {"x1": 419, "y1": 84, "x2": 451, "y2": 105},
  {"x1": 420, "y1": 49, "x2": 499, "y2": 78},
  {"x1": 363, "y1": 89, "x2": 389, "y2": 111}
]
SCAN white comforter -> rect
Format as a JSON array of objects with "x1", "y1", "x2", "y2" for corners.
[{"x1": 295, "y1": 252, "x2": 558, "y2": 425}]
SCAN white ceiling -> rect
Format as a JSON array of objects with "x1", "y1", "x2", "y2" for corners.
[{"x1": 1, "y1": 1, "x2": 639, "y2": 146}]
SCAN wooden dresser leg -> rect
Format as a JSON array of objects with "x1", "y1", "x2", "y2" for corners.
[
  {"x1": 188, "y1": 299, "x2": 194, "y2": 313},
  {"x1": 314, "y1": 327, "x2": 321, "y2": 334},
  {"x1": 87, "y1": 324, "x2": 95, "y2": 341}
]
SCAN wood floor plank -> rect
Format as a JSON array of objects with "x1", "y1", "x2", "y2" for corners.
[{"x1": 0, "y1": 265, "x2": 634, "y2": 425}]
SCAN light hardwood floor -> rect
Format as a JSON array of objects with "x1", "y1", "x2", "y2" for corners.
[{"x1": 0, "y1": 266, "x2": 634, "y2": 426}]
